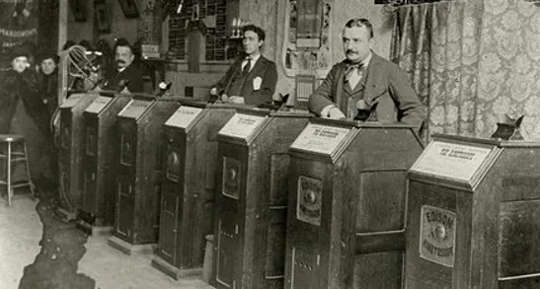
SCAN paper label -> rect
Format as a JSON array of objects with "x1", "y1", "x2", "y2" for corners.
[
  {"x1": 419, "y1": 205, "x2": 456, "y2": 267},
  {"x1": 222, "y1": 157, "x2": 242, "y2": 199},
  {"x1": 118, "y1": 99, "x2": 152, "y2": 119},
  {"x1": 85, "y1": 96, "x2": 113, "y2": 114},
  {"x1": 290, "y1": 123, "x2": 351, "y2": 155},
  {"x1": 60, "y1": 93, "x2": 84, "y2": 108},
  {"x1": 165, "y1": 106, "x2": 203, "y2": 128},
  {"x1": 410, "y1": 141, "x2": 492, "y2": 182},
  {"x1": 296, "y1": 176, "x2": 322, "y2": 226},
  {"x1": 218, "y1": 113, "x2": 266, "y2": 140}
]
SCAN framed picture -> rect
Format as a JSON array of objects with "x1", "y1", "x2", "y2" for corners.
[
  {"x1": 95, "y1": 1, "x2": 111, "y2": 33},
  {"x1": 69, "y1": 0, "x2": 86, "y2": 22},
  {"x1": 191, "y1": 3, "x2": 200, "y2": 21},
  {"x1": 118, "y1": 0, "x2": 139, "y2": 18}
]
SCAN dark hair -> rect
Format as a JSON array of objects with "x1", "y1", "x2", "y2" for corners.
[
  {"x1": 344, "y1": 18, "x2": 374, "y2": 39},
  {"x1": 79, "y1": 40, "x2": 93, "y2": 51},
  {"x1": 113, "y1": 38, "x2": 134, "y2": 54},
  {"x1": 62, "y1": 40, "x2": 76, "y2": 50},
  {"x1": 242, "y1": 24, "x2": 265, "y2": 42},
  {"x1": 38, "y1": 51, "x2": 59, "y2": 63}
]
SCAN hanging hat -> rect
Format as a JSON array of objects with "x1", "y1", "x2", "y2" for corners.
[
  {"x1": 62, "y1": 40, "x2": 76, "y2": 50},
  {"x1": 37, "y1": 50, "x2": 59, "y2": 63},
  {"x1": 9, "y1": 44, "x2": 31, "y2": 60}
]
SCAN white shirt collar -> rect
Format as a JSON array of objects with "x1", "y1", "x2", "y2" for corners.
[
  {"x1": 243, "y1": 53, "x2": 261, "y2": 70},
  {"x1": 248, "y1": 53, "x2": 261, "y2": 63}
]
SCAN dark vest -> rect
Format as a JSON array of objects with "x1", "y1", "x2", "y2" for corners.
[
  {"x1": 225, "y1": 66, "x2": 249, "y2": 97},
  {"x1": 338, "y1": 68, "x2": 374, "y2": 121}
]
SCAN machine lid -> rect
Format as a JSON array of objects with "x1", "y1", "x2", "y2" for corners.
[
  {"x1": 60, "y1": 93, "x2": 86, "y2": 108},
  {"x1": 409, "y1": 139, "x2": 497, "y2": 186},
  {"x1": 85, "y1": 96, "x2": 113, "y2": 114},
  {"x1": 164, "y1": 105, "x2": 204, "y2": 129},
  {"x1": 117, "y1": 99, "x2": 153, "y2": 119},
  {"x1": 432, "y1": 133, "x2": 540, "y2": 148},
  {"x1": 218, "y1": 112, "x2": 267, "y2": 141},
  {"x1": 290, "y1": 122, "x2": 354, "y2": 159}
]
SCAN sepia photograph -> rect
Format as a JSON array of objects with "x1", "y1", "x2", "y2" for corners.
[{"x1": 1, "y1": 0, "x2": 540, "y2": 289}]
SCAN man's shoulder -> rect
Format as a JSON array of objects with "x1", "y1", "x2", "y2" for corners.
[
  {"x1": 370, "y1": 53, "x2": 402, "y2": 72},
  {"x1": 259, "y1": 55, "x2": 276, "y2": 66},
  {"x1": 331, "y1": 60, "x2": 349, "y2": 71},
  {"x1": 124, "y1": 63, "x2": 144, "y2": 75}
]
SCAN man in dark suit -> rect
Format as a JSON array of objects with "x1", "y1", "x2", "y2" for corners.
[
  {"x1": 37, "y1": 51, "x2": 59, "y2": 117},
  {"x1": 309, "y1": 18, "x2": 426, "y2": 129},
  {"x1": 104, "y1": 38, "x2": 144, "y2": 93},
  {"x1": 210, "y1": 25, "x2": 278, "y2": 106}
]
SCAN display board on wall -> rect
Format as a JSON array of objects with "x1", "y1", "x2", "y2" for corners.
[
  {"x1": 168, "y1": 0, "x2": 235, "y2": 61},
  {"x1": 282, "y1": 0, "x2": 332, "y2": 79}
]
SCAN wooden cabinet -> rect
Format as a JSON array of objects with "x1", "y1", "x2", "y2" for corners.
[
  {"x1": 109, "y1": 97, "x2": 179, "y2": 252},
  {"x1": 58, "y1": 92, "x2": 98, "y2": 215},
  {"x1": 212, "y1": 109, "x2": 311, "y2": 289},
  {"x1": 80, "y1": 94, "x2": 131, "y2": 227},
  {"x1": 285, "y1": 119, "x2": 423, "y2": 289},
  {"x1": 152, "y1": 101, "x2": 237, "y2": 278},
  {"x1": 407, "y1": 135, "x2": 540, "y2": 289}
]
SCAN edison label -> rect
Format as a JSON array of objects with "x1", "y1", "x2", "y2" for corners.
[
  {"x1": 296, "y1": 176, "x2": 322, "y2": 226},
  {"x1": 419, "y1": 205, "x2": 456, "y2": 267}
]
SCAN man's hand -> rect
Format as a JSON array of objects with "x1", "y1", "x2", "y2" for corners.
[
  {"x1": 228, "y1": 96, "x2": 245, "y2": 104},
  {"x1": 120, "y1": 86, "x2": 131, "y2": 94},
  {"x1": 220, "y1": 94, "x2": 229, "y2": 103},
  {"x1": 327, "y1": 107, "x2": 346, "y2": 119}
]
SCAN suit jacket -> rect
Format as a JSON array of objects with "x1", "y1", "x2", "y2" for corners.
[
  {"x1": 214, "y1": 55, "x2": 278, "y2": 106},
  {"x1": 308, "y1": 53, "x2": 426, "y2": 128},
  {"x1": 105, "y1": 63, "x2": 144, "y2": 93},
  {"x1": 38, "y1": 71, "x2": 58, "y2": 116},
  {"x1": 0, "y1": 70, "x2": 49, "y2": 134}
]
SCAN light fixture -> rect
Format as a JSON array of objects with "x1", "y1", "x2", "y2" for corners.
[{"x1": 177, "y1": 0, "x2": 184, "y2": 14}]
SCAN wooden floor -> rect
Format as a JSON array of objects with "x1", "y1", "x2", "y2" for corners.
[{"x1": 0, "y1": 194, "x2": 214, "y2": 289}]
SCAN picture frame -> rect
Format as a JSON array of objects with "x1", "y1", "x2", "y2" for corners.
[
  {"x1": 95, "y1": 1, "x2": 111, "y2": 33},
  {"x1": 69, "y1": 0, "x2": 87, "y2": 22},
  {"x1": 118, "y1": 0, "x2": 139, "y2": 18},
  {"x1": 191, "y1": 3, "x2": 200, "y2": 21}
]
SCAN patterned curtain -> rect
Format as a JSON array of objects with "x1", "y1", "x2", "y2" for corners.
[
  {"x1": 476, "y1": 0, "x2": 540, "y2": 139},
  {"x1": 391, "y1": 0, "x2": 540, "y2": 140}
]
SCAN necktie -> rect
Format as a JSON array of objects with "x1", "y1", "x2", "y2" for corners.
[
  {"x1": 242, "y1": 57, "x2": 252, "y2": 74},
  {"x1": 345, "y1": 63, "x2": 364, "y2": 90}
]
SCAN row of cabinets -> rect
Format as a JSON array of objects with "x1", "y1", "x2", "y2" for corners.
[{"x1": 57, "y1": 91, "x2": 540, "y2": 289}]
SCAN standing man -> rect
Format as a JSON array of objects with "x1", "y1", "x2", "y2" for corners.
[
  {"x1": 309, "y1": 18, "x2": 425, "y2": 129},
  {"x1": 210, "y1": 24, "x2": 278, "y2": 106},
  {"x1": 104, "y1": 38, "x2": 144, "y2": 93},
  {"x1": 37, "y1": 51, "x2": 59, "y2": 117}
]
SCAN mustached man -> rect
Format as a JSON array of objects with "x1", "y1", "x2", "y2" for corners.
[
  {"x1": 308, "y1": 18, "x2": 426, "y2": 131},
  {"x1": 104, "y1": 38, "x2": 144, "y2": 93}
]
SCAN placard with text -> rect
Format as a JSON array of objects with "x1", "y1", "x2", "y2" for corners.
[
  {"x1": 218, "y1": 113, "x2": 266, "y2": 140},
  {"x1": 85, "y1": 96, "x2": 113, "y2": 114},
  {"x1": 290, "y1": 123, "x2": 351, "y2": 155},
  {"x1": 118, "y1": 99, "x2": 152, "y2": 119},
  {"x1": 411, "y1": 141, "x2": 493, "y2": 182},
  {"x1": 165, "y1": 106, "x2": 203, "y2": 128}
]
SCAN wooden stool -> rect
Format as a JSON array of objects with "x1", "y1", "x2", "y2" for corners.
[{"x1": 0, "y1": 134, "x2": 35, "y2": 206}]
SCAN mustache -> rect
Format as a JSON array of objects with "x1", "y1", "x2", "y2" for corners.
[
  {"x1": 346, "y1": 49, "x2": 358, "y2": 54},
  {"x1": 116, "y1": 59, "x2": 126, "y2": 65}
]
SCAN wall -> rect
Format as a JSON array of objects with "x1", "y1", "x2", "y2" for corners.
[
  {"x1": 272, "y1": 0, "x2": 394, "y2": 97},
  {"x1": 164, "y1": 0, "x2": 394, "y2": 99},
  {"x1": 67, "y1": 0, "x2": 139, "y2": 46},
  {"x1": 64, "y1": 0, "x2": 393, "y2": 98}
]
